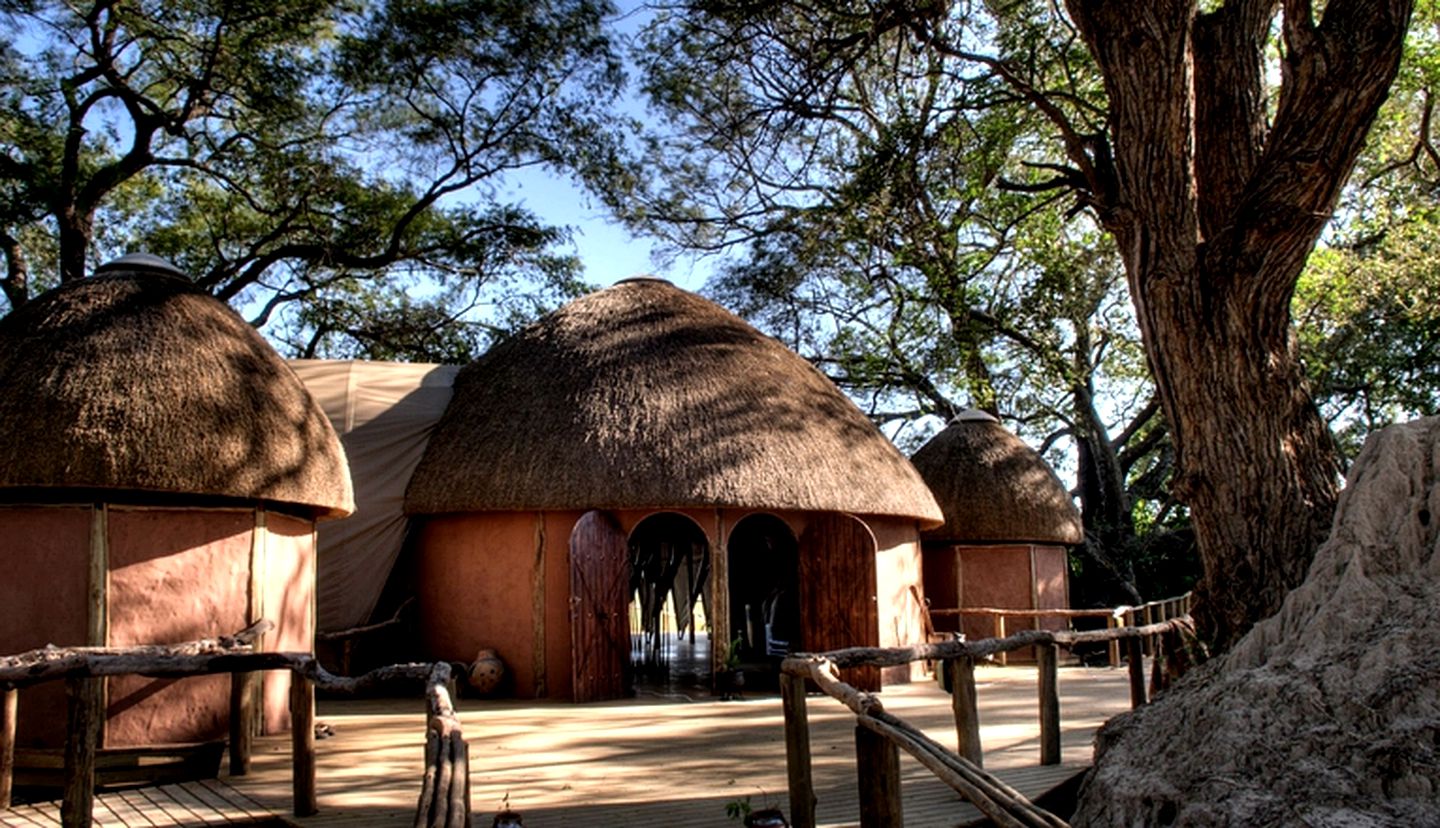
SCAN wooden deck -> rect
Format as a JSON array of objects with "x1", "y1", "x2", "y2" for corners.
[
  {"x1": 1, "y1": 779, "x2": 278, "y2": 826},
  {"x1": 4, "y1": 663, "x2": 1133, "y2": 827}
]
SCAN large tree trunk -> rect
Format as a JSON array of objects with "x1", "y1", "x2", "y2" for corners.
[{"x1": 1064, "y1": 0, "x2": 1412, "y2": 650}]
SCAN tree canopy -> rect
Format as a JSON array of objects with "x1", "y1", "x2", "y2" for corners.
[
  {"x1": 1, "y1": 0, "x2": 629, "y2": 359},
  {"x1": 619, "y1": 0, "x2": 1417, "y2": 649}
]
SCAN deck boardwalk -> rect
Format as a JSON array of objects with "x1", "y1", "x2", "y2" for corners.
[
  {"x1": 2, "y1": 778, "x2": 275, "y2": 826},
  {"x1": 3, "y1": 663, "x2": 1132, "y2": 827}
]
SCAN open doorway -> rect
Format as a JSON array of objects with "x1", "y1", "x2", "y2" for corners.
[
  {"x1": 726, "y1": 513, "x2": 800, "y2": 691},
  {"x1": 627, "y1": 513, "x2": 711, "y2": 692}
]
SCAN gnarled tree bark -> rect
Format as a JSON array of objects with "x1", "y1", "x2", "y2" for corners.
[{"x1": 1062, "y1": 0, "x2": 1413, "y2": 650}]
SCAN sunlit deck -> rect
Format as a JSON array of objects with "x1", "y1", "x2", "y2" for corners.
[
  {"x1": 247, "y1": 662, "x2": 1129, "y2": 827},
  {"x1": 3, "y1": 662, "x2": 1134, "y2": 827}
]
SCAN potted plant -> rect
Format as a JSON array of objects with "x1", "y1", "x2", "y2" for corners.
[{"x1": 718, "y1": 634, "x2": 746, "y2": 700}]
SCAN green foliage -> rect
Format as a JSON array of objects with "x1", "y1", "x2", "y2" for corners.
[
  {"x1": 0, "y1": 0, "x2": 626, "y2": 356},
  {"x1": 624, "y1": 0, "x2": 1175, "y2": 603},
  {"x1": 1295, "y1": 0, "x2": 1440, "y2": 459}
]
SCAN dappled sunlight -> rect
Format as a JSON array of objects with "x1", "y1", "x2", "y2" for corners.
[{"x1": 227, "y1": 665, "x2": 1135, "y2": 825}]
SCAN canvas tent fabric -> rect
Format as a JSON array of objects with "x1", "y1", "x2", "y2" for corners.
[
  {"x1": 910, "y1": 409, "x2": 1083, "y2": 544},
  {"x1": 404, "y1": 277, "x2": 943, "y2": 525},
  {"x1": 289, "y1": 359, "x2": 460, "y2": 632},
  {"x1": 0, "y1": 269, "x2": 352, "y2": 518}
]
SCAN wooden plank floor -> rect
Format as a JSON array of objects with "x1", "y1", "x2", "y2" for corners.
[
  {"x1": 1, "y1": 778, "x2": 277, "y2": 826},
  {"x1": 237, "y1": 663, "x2": 1131, "y2": 827},
  {"x1": 3, "y1": 663, "x2": 1134, "y2": 827}
]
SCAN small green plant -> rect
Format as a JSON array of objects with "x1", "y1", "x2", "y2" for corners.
[
  {"x1": 724, "y1": 795, "x2": 752, "y2": 822},
  {"x1": 723, "y1": 634, "x2": 744, "y2": 671}
]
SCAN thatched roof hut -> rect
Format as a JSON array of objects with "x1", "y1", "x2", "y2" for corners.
[
  {"x1": 910, "y1": 410, "x2": 1081, "y2": 653},
  {"x1": 910, "y1": 409, "x2": 1081, "y2": 544},
  {"x1": 405, "y1": 277, "x2": 941, "y2": 523},
  {"x1": 0, "y1": 255, "x2": 352, "y2": 517},
  {"x1": 0, "y1": 255, "x2": 351, "y2": 752},
  {"x1": 403, "y1": 278, "x2": 939, "y2": 700}
]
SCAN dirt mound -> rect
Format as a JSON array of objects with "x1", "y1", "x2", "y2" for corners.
[{"x1": 1073, "y1": 417, "x2": 1440, "y2": 827}]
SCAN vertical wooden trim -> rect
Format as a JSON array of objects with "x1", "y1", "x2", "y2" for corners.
[
  {"x1": 86, "y1": 504, "x2": 108, "y2": 749},
  {"x1": 855, "y1": 724, "x2": 902, "y2": 828},
  {"x1": 61, "y1": 677, "x2": 102, "y2": 828},
  {"x1": 1029, "y1": 546, "x2": 1040, "y2": 662},
  {"x1": 780, "y1": 672, "x2": 816, "y2": 828},
  {"x1": 290, "y1": 675, "x2": 317, "y2": 816},
  {"x1": 710, "y1": 509, "x2": 729, "y2": 682},
  {"x1": 532, "y1": 512, "x2": 547, "y2": 699},
  {"x1": 1037, "y1": 644, "x2": 1061, "y2": 765},
  {"x1": 241, "y1": 508, "x2": 267, "y2": 740},
  {"x1": 949, "y1": 657, "x2": 982, "y2": 767},
  {"x1": 0, "y1": 687, "x2": 16, "y2": 809},
  {"x1": 953, "y1": 547, "x2": 964, "y2": 636},
  {"x1": 87, "y1": 504, "x2": 108, "y2": 646}
]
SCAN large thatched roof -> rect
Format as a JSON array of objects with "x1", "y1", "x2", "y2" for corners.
[
  {"x1": 910, "y1": 410, "x2": 1082, "y2": 544},
  {"x1": 405, "y1": 278, "x2": 942, "y2": 523},
  {"x1": 0, "y1": 257, "x2": 353, "y2": 519}
]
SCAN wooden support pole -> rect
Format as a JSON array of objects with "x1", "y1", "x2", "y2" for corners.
[
  {"x1": 229, "y1": 671, "x2": 258, "y2": 775},
  {"x1": 1036, "y1": 644, "x2": 1060, "y2": 766},
  {"x1": 780, "y1": 672, "x2": 816, "y2": 828},
  {"x1": 1126, "y1": 636, "x2": 1146, "y2": 708},
  {"x1": 61, "y1": 677, "x2": 102, "y2": 828},
  {"x1": 855, "y1": 724, "x2": 902, "y2": 828},
  {"x1": 1, "y1": 687, "x2": 15, "y2": 809},
  {"x1": 290, "y1": 674, "x2": 317, "y2": 816},
  {"x1": 995, "y1": 616, "x2": 1007, "y2": 667},
  {"x1": 948, "y1": 657, "x2": 983, "y2": 767},
  {"x1": 1106, "y1": 615, "x2": 1119, "y2": 667}
]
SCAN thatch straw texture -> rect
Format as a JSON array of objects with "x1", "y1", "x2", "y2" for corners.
[
  {"x1": 0, "y1": 269, "x2": 353, "y2": 518},
  {"x1": 910, "y1": 411, "x2": 1082, "y2": 544},
  {"x1": 405, "y1": 278, "x2": 941, "y2": 523}
]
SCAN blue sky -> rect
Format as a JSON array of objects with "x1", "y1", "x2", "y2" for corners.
[{"x1": 497, "y1": 167, "x2": 712, "y2": 293}]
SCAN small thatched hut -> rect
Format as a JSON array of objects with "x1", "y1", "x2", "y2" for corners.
[
  {"x1": 404, "y1": 278, "x2": 942, "y2": 700},
  {"x1": 910, "y1": 410, "x2": 1082, "y2": 647},
  {"x1": 0, "y1": 255, "x2": 352, "y2": 750}
]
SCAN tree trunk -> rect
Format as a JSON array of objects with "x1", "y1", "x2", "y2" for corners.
[
  {"x1": 1, "y1": 231, "x2": 28, "y2": 310},
  {"x1": 57, "y1": 206, "x2": 93, "y2": 284},
  {"x1": 1064, "y1": 0, "x2": 1412, "y2": 650}
]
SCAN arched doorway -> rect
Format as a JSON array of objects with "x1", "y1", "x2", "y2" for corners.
[
  {"x1": 727, "y1": 513, "x2": 800, "y2": 690},
  {"x1": 627, "y1": 512, "x2": 711, "y2": 691}
]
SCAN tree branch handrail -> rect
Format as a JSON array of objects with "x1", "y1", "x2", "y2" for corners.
[
  {"x1": 0, "y1": 624, "x2": 470, "y2": 828},
  {"x1": 778, "y1": 613, "x2": 1194, "y2": 828}
]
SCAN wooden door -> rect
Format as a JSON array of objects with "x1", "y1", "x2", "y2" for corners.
[
  {"x1": 799, "y1": 513, "x2": 880, "y2": 691},
  {"x1": 570, "y1": 510, "x2": 631, "y2": 702}
]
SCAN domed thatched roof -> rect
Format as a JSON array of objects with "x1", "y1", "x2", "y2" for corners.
[
  {"x1": 910, "y1": 410, "x2": 1082, "y2": 544},
  {"x1": 0, "y1": 259, "x2": 353, "y2": 519},
  {"x1": 405, "y1": 278, "x2": 942, "y2": 524}
]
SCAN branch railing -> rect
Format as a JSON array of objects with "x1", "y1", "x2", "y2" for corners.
[
  {"x1": 0, "y1": 621, "x2": 470, "y2": 828},
  {"x1": 779, "y1": 613, "x2": 1195, "y2": 828},
  {"x1": 929, "y1": 593, "x2": 1194, "y2": 665}
]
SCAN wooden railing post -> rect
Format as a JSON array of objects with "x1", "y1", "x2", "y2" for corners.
[
  {"x1": 1, "y1": 686, "x2": 16, "y2": 809},
  {"x1": 855, "y1": 724, "x2": 902, "y2": 828},
  {"x1": 229, "y1": 671, "x2": 258, "y2": 775},
  {"x1": 948, "y1": 657, "x2": 982, "y2": 767},
  {"x1": 290, "y1": 673, "x2": 318, "y2": 816},
  {"x1": 1126, "y1": 636, "x2": 1146, "y2": 708},
  {"x1": 1107, "y1": 613, "x2": 1120, "y2": 667},
  {"x1": 780, "y1": 672, "x2": 816, "y2": 828},
  {"x1": 61, "y1": 677, "x2": 102, "y2": 828},
  {"x1": 994, "y1": 616, "x2": 1007, "y2": 666},
  {"x1": 1037, "y1": 644, "x2": 1060, "y2": 766}
]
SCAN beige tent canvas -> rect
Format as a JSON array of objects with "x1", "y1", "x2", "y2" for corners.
[{"x1": 288, "y1": 359, "x2": 459, "y2": 632}]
